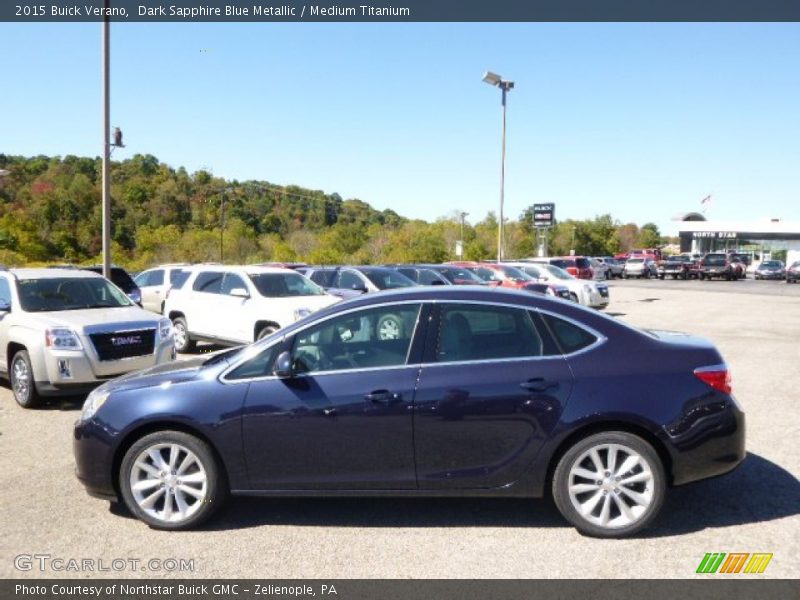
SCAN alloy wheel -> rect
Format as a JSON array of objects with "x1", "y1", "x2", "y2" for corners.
[
  {"x1": 11, "y1": 356, "x2": 31, "y2": 404},
  {"x1": 566, "y1": 443, "x2": 654, "y2": 529},
  {"x1": 129, "y1": 443, "x2": 208, "y2": 524}
]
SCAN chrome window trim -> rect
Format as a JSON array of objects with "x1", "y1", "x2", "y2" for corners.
[
  {"x1": 219, "y1": 299, "x2": 425, "y2": 383},
  {"x1": 218, "y1": 297, "x2": 608, "y2": 381}
]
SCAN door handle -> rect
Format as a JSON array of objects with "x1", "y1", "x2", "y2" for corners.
[
  {"x1": 364, "y1": 390, "x2": 401, "y2": 405},
  {"x1": 520, "y1": 378, "x2": 559, "y2": 392}
]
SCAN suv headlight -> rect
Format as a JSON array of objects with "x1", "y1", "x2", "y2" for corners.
[
  {"x1": 159, "y1": 318, "x2": 173, "y2": 339},
  {"x1": 45, "y1": 327, "x2": 82, "y2": 350},
  {"x1": 81, "y1": 388, "x2": 110, "y2": 421},
  {"x1": 293, "y1": 308, "x2": 312, "y2": 321}
]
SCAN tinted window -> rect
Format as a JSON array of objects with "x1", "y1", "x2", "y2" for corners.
[
  {"x1": 249, "y1": 273, "x2": 324, "y2": 297},
  {"x1": 171, "y1": 271, "x2": 190, "y2": 289},
  {"x1": 397, "y1": 268, "x2": 417, "y2": 281},
  {"x1": 575, "y1": 258, "x2": 591, "y2": 269},
  {"x1": 338, "y1": 270, "x2": 365, "y2": 290},
  {"x1": 85, "y1": 267, "x2": 137, "y2": 293},
  {"x1": 293, "y1": 304, "x2": 421, "y2": 373},
  {"x1": 551, "y1": 259, "x2": 573, "y2": 269},
  {"x1": 147, "y1": 269, "x2": 165, "y2": 286},
  {"x1": 418, "y1": 269, "x2": 445, "y2": 285},
  {"x1": 192, "y1": 271, "x2": 224, "y2": 294},
  {"x1": 704, "y1": 254, "x2": 727, "y2": 266},
  {"x1": 436, "y1": 304, "x2": 544, "y2": 362},
  {"x1": 221, "y1": 273, "x2": 247, "y2": 295},
  {"x1": 362, "y1": 269, "x2": 415, "y2": 290},
  {"x1": 542, "y1": 313, "x2": 598, "y2": 354},
  {"x1": 168, "y1": 269, "x2": 184, "y2": 284},
  {"x1": 309, "y1": 270, "x2": 336, "y2": 288},
  {"x1": 438, "y1": 267, "x2": 484, "y2": 284},
  {"x1": 0, "y1": 278, "x2": 11, "y2": 306},
  {"x1": 226, "y1": 346, "x2": 279, "y2": 380},
  {"x1": 16, "y1": 277, "x2": 131, "y2": 312},
  {"x1": 474, "y1": 267, "x2": 502, "y2": 282}
]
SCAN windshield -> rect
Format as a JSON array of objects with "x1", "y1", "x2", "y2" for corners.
[
  {"x1": 363, "y1": 269, "x2": 416, "y2": 290},
  {"x1": 761, "y1": 261, "x2": 780, "y2": 268},
  {"x1": 540, "y1": 264, "x2": 575, "y2": 281},
  {"x1": 16, "y1": 277, "x2": 132, "y2": 312},
  {"x1": 437, "y1": 267, "x2": 486, "y2": 284},
  {"x1": 627, "y1": 258, "x2": 644, "y2": 264},
  {"x1": 249, "y1": 273, "x2": 324, "y2": 297},
  {"x1": 704, "y1": 255, "x2": 727, "y2": 266},
  {"x1": 498, "y1": 265, "x2": 533, "y2": 281}
]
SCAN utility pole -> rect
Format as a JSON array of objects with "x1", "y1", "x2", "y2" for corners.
[{"x1": 101, "y1": 11, "x2": 111, "y2": 279}]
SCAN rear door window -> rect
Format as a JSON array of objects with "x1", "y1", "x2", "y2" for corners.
[
  {"x1": 192, "y1": 271, "x2": 224, "y2": 294},
  {"x1": 436, "y1": 304, "x2": 545, "y2": 363},
  {"x1": 541, "y1": 313, "x2": 598, "y2": 354}
]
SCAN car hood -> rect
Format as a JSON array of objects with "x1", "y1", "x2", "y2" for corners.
[
  {"x1": 101, "y1": 351, "x2": 234, "y2": 394},
  {"x1": 23, "y1": 306, "x2": 161, "y2": 332}
]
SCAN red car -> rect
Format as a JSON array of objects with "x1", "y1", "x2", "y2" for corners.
[
  {"x1": 447, "y1": 262, "x2": 572, "y2": 301},
  {"x1": 540, "y1": 256, "x2": 594, "y2": 279}
]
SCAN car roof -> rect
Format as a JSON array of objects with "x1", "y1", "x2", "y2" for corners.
[
  {"x1": 10, "y1": 268, "x2": 103, "y2": 280},
  {"x1": 183, "y1": 265, "x2": 297, "y2": 275}
]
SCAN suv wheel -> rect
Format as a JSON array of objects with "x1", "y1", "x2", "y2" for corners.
[
  {"x1": 119, "y1": 430, "x2": 228, "y2": 530},
  {"x1": 10, "y1": 350, "x2": 42, "y2": 409},
  {"x1": 171, "y1": 317, "x2": 196, "y2": 353},
  {"x1": 552, "y1": 431, "x2": 665, "y2": 538}
]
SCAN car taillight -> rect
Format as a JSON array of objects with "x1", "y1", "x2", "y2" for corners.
[{"x1": 694, "y1": 366, "x2": 732, "y2": 395}]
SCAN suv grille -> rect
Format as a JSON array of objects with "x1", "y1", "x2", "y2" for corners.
[{"x1": 89, "y1": 329, "x2": 156, "y2": 361}]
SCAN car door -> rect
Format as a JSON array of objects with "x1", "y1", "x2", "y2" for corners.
[
  {"x1": 212, "y1": 272, "x2": 252, "y2": 343},
  {"x1": 186, "y1": 271, "x2": 224, "y2": 338},
  {"x1": 137, "y1": 269, "x2": 164, "y2": 313},
  {"x1": 413, "y1": 302, "x2": 574, "y2": 490},
  {"x1": 240, "y1": 302, "x2": 427, "y2": 490}
]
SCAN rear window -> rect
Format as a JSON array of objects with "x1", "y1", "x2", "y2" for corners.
[
  {"x1": 362, "y1": 269, "x2": 415, "y2": 290},
  {"x1": 84, "y1": 267, "x2": 137, "y2": 293},
  {"x1": 249, "y1": 273, "x2": 324, "y2": 297},
  {"x1": 575, "y1": 258, "x2": 591, "y2": 269},
  {"x1": 542, "y1": 313, "x2": 598, "y2": 354},
  {"x1": 551, "y1": 259, "x2": 574, "y2": 269},
  {"x1": 704, "y1": 254, "x2": 727, "y2": 266},
  {"x1": 309, "y1": 270, "x2": 337, "y2": 288}
]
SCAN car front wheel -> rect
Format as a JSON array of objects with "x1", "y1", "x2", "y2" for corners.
[
  {"x1": 552, "y1": 431, "x2": 666, "y2": 538},
  {"x1": 171, "y1": 317, "x2": 196, "y2": 353},
  {"x1": 119, "y1": 430, "x2": 228, "y2": 530},
  {"x1": 10, "y1": 350, "x2": 42, "y2": 409}
]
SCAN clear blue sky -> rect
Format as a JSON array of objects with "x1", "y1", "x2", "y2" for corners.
[{"x1": 2, "y1": 23, "x2": 798, "y2": 235}]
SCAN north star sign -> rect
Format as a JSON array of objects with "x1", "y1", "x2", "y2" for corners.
[{"x1": 693, "y1": 231, "x2": 738, "y2": 239}]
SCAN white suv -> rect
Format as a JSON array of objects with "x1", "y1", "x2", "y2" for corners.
[
  {"x1": 133, "y1": 264, "x2": 189, "y2": 314},
  {"x1": 163, "y1": 265, "x2": 341, "y2": 352},
  {"x1": 0, "y1": 268, "x2": 175, "y2": 408}
]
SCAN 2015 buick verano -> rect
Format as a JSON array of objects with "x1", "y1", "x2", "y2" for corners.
[{"x1": 74, "y1": 286, "x2": 745, "y2": 538}]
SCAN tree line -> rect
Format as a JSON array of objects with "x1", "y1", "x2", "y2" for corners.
[{"x1": 0, "y1": 154, "x2": 669, "y2": 270}]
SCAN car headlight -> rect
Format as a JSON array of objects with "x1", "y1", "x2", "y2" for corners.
[
  {"x1": 293, "y1": 308, "x2": 312, "y2": 321},
  {"x1": 45, "y1": 327, "x2": 82, "y2": 350},
  {"x1": 81, "y1": 388, "x2": 110, "y2": 421},
  {"x1": 159, "y1": 317, "x2": 173, "y2": 339}
]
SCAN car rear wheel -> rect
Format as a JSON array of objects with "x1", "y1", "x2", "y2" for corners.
[
  {"x1": 552, "y1": 431, "x2": 665, "y2": 538},
  {"x1": 119, "y1": 430, "x2": 227, "y2": 530},
  {"x1": 171, "y1": 317, "x2": 196, "y2": 353},
  {"x1": 10, "y1": 350, "x2": 42, "y2": 409}
]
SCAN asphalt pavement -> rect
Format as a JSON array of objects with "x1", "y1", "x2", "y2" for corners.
[{"x1": 1, "y1": 279, "x2": 798, "y2": 579}]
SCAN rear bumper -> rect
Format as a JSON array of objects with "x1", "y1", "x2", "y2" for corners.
[{"x1": 664, "y1": 398, "x2": 746, "y2": 486}]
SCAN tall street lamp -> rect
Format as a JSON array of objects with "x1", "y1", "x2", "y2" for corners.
[
  {"x1": 482, "y1": 71, "x2": 514, "y2": 262},
  {"x1": 458, "y1": 211, "x2": 469, "y2": 259}
]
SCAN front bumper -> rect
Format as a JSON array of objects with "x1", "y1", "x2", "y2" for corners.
[
  {"x1": 37, "y1": 341, "x2": 175, "y2": 396},
  {"x1": 74, "y1": 417, "x2": 119, "y2": 501}
]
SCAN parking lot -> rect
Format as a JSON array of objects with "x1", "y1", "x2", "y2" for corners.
[{"x1": 1, "y1": 278, "x2": 798, "y2": 579}]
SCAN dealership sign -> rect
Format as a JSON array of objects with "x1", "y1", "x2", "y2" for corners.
[
  {"x1": 693, "y1": 231, "x2": 738, "y2": 239},
  {"x1": 533, "y1": 203, "x2": 555, "y2": 228}
]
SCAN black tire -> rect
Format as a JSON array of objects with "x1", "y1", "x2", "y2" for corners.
[
  {"x1": 376, "y1": 313, "x2": 404, "y2": 340},
  {"x1": 171, "y1": 316, "x2": 196, "y2": 353},
  {"x1": 256, "y1": 325, "x2": 278, "y2": 341},
  {"x1": 9, "y1": 350, "x2": 42, "y2": 409},
  {"x1": 552, "y1": 431, "x2": 666, "y2": 538},
  {"x1": 119, "y1": 430, "x2": 228, "y2": 530}
]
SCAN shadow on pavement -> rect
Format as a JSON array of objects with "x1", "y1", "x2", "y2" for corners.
[{"x1": 199, "y1": 452, "x2": 797, "y2": 536}]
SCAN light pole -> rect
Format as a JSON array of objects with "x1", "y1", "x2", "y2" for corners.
[
  {"x1": 571, "y1": 226, "x2": 577, "y2": 255},
  {"x1": 101, "y1": 12, "x2": 111, "y2": 279},
  {"x1": 458, "y1": 211, "x2": 469, "y2": 259},
  {"x1": 483, "y1": 71, "x2": 514, "y2": 262}
]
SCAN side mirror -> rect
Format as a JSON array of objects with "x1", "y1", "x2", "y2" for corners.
[
  {"x1": 230, "y1": 287, "x2": 250, "y2": 298},
  {"x1": 429, "y1": 279, "x2": 446, "y2": 286},
  {"x1": 273, "y1": 350, "x2": 294, "y2": 378},
  {"x1": 0, "y1": 299, "x2": 10, "y2": 313},
  {"x1": 351, "y1": 283, "x2": 368, "y2": 293}
]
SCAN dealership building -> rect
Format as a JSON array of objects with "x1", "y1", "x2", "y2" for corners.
[{"x1": 675, "y1": 213, "x2": 800, "y2": 265}]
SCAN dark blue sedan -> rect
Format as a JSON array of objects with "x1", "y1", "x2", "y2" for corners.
[{"x1": 74, "y1": 286, "x2": 745, "y2": 537}]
